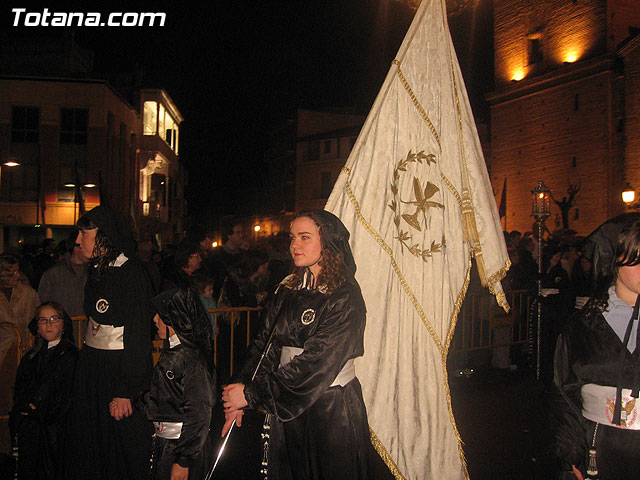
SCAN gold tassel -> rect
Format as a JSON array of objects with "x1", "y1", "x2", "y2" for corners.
[
  {"x1": 586, "y1": 448, "x2": 598, "y2": 479},
  {"x1": 460, "y1": 189, "x2": 486, "y2": 282}
]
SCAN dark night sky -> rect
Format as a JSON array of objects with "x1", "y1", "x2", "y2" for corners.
[{"x1": 2, "y1": 1, "x2": 492, "y2": 224}]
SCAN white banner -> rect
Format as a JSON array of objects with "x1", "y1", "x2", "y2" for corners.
[{"x1": 325, "y1": 0, "x2": 510, "y2": 478}]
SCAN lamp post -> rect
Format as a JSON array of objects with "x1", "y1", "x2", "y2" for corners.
[{"x1": 531, "y1": 181, "x2": 551, "y2": 380}]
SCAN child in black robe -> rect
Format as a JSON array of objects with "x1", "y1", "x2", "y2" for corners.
[
  {"x1": 10, "y1": 301, "x2": 78, "y2": 480},
  {"x1": 111, "y1": 287, "x2": 216, "y2": 479}
]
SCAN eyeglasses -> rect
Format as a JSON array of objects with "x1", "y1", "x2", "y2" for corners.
[{"x1": 38, "y1": 315, "x2": 62, "y2": 325}]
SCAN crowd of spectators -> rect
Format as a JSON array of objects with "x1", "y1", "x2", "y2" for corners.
[{"x1": 0, "y1": 215, "x2": 296, "y2": 478}]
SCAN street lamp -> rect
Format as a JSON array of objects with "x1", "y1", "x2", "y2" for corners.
[
  {"x1": 531, "y1": 181, "x2": 551, "y2": 380},
  {"x1": 622, "y1": 183, "x2": 640, "y2": 209}
]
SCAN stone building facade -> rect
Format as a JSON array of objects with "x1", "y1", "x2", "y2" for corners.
[{"x1": 488, "y1": 0, "x2": 640, "y2": 235}]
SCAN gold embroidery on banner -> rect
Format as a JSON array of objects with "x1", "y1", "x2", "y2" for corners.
[
  {"x1": 389, "y1": 150, "x2": 444, "y2": 261},
  {"x1": 343, "y1": 172, "x2": 471, "y2": 479},
  {"x1": 392, "y1": 60, "x2": 441, "y2": 149},
  {"x1": 370, "y1": 428, "x2": 405, "y2": 480},
  {"x1": 343, "y1": 174, "x2": 444, "y2": 354}
]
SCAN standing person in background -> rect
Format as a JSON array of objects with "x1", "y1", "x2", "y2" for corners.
[
  {"x1": 161, "y1": 241, "x2": 202, "y2": 291},
  {"x1": 0, "y1": 254, "x2": 40, "y2": 371},
  {"x1": 209, "y1": 219, "x2": 245, "y2": 299},
  {"x1": 38, "y1": 229, "x2": 89, "y2": 342},
  {"x1": 66, "y1": 205, "x2": 155, "y2": 480},
  {"x1": 137, "y1": 237, "x2": 163, "y2": 295}
]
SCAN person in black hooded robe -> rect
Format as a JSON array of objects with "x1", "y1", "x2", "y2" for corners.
[
  {"x1": 115, "y1": 287, "x2": 216, "y2": 480},
  {"x1": 222, "y1": 209, "x2": 372, "y2": 480},
  {"x1": 554, "y1": 213, "x2": 640, "y2": 479},
  {"x1": 66, "y1": 205, "x2": 155, "y2": 480},
  {"x1": 10, "y1": 301, "x2": 78, "y2": 480}
]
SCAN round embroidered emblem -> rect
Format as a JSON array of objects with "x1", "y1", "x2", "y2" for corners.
[
  {"x1": 166, "y1": 370, "x2": 175, "y2": 380},
  {"x1": 301, "y1": 308, "x2": 316, "y2": 325},
  {"x1": 96, "y1": 298, "x2": 109, "y2": 314}
]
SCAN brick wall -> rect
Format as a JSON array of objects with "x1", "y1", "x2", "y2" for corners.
[
  {"x1": 490, "y1": 70, "x2": 621, "y2": 235},
  {"x1": 494, "y1": 0, "x2": 607, "y2": 87}
]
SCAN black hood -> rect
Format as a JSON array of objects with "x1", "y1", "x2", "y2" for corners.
[
  {"x1": 152, "y1": 288, "x2": 214, "y2": 369},
  {"x1": 583, "y1": 212, "x2": 640, "y2": 285},
  {"x1": 82, "y1": 205, "x2": 136, "y2": 258},
  {"x1": 301, "y1": 209, "x2": 357, "y2": 277}
]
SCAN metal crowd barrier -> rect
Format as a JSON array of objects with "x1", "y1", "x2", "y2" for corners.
[
  {"x1": 70, "y1": 307, "x2": 265, "y2": 377},
  {"x1": 450, "y1": 289, "x2": 533, "y2": 353}
]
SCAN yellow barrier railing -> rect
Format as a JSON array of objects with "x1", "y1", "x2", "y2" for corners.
[
  {"x1": 450, "y1": 290, "x2": 533, "y2": 353},
  {"x1": 70, "y1": 307, "x2": 265, "y2": 376}
]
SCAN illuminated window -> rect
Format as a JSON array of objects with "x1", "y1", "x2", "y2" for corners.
[
  {"x1": 158, "y1": 104, "x2": 165, "y2": 142},
  {"x1": 143, "y1": 101, "x2": 157, "y2": 135}
]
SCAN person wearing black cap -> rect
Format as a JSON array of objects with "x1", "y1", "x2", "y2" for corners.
[
  {"x1": 222, "y1": 209, "x2": 371, "y2": 479},
  {"x1": 66, "y1": 205, "x2": 155, "y2": 480},
  {"x1": 554, "y1": 213, "x2": 640, "y2": 479},
  {"x1": 111, "y1": 288, "x2": 216, "y2": 480},
  {"x1": 10, "y1": 301, "x2": 78, "y2": 479}
]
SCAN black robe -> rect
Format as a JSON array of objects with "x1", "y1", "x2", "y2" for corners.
[
  {"x1": 554, "y1": 308, "x2": 640, "y2": 479},
  {"x1": 66, "y1": 256, "x2": 155, "y2": 480},
  {"x1": 142, "y1": 287, "x2": 216, "y2": 479},
  {"x1": 237, "y1": 279, "x2": 371, "y2": 480},
  {"x1": 10, "y1": 338, "x2": 78, "y2": 480}
]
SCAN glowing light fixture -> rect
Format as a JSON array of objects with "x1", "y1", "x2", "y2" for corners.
[
  {"x1": 212, "y1": 241, "x2": 218, "y2": 248},
  {"x1": 4, "y1": 161, "x2": 20, "y2": 167},
  {"x1": 511, "y1": 70, "x2": 525, "y2": 82},
  {"x1": 531, "y1": 181, "x2": 551, "y2": 220},
  {"x1": 84, "y1": 183, "x2": 96, "y2": 188},
  {"x1": 623, "y1": 183, "x2": 636, "y2": 204},
  {"x1": 564, "y1": 52, "x2": 578, "y2": 63},
  {"x1": 254, "y1": 225, "x2": 261, "y2": 232},
  {"x1": 64, "y1": 183, "x2": 76, "y2": 188}
]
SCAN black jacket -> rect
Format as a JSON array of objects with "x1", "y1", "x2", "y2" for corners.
[
  {"x1": 10, "y1": 318, "x2": 78, "y2": 480},
  {"x1": 554, "y1": 307, "x2": 640, "y2": 470},
  {"x1": 142, "y1": 288, "x2": 216, "y2": 469}
]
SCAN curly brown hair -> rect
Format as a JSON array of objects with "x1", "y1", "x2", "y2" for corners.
[
  {"x1": 286, "y1": 211, "x2": 348, "y2": 294},
  {"x1": 76, "y1": 216, "x2": 120, "y2": 279}
]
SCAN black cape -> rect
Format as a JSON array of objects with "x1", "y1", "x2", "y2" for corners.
[
  {"x1": 10, "y1": 316, "x2": 78, "y2": 480},
  {"x1": 554, "y1": 308, "x2": 640, "y2": 478},
  {"x1": 237, "y1": 279, "x2": 371, "y2": 480}
]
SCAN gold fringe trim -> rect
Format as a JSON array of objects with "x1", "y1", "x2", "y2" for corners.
[{"x1": 370, "y1": 428, "x2": 405, "y2": 480}]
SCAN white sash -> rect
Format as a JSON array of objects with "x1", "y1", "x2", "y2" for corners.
[
  {"x1": 84, "y1": 317, "x2": 124, "y2": 350},
  {"x1": 582, "y1": 383, "x2": 640, "y2": 430},
  {"x1": 153, "y1": 421, "x2": 183, "y2": 439},
  {"x1": 280, "y1": 346, "x2": 356, "y2": 388}
]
